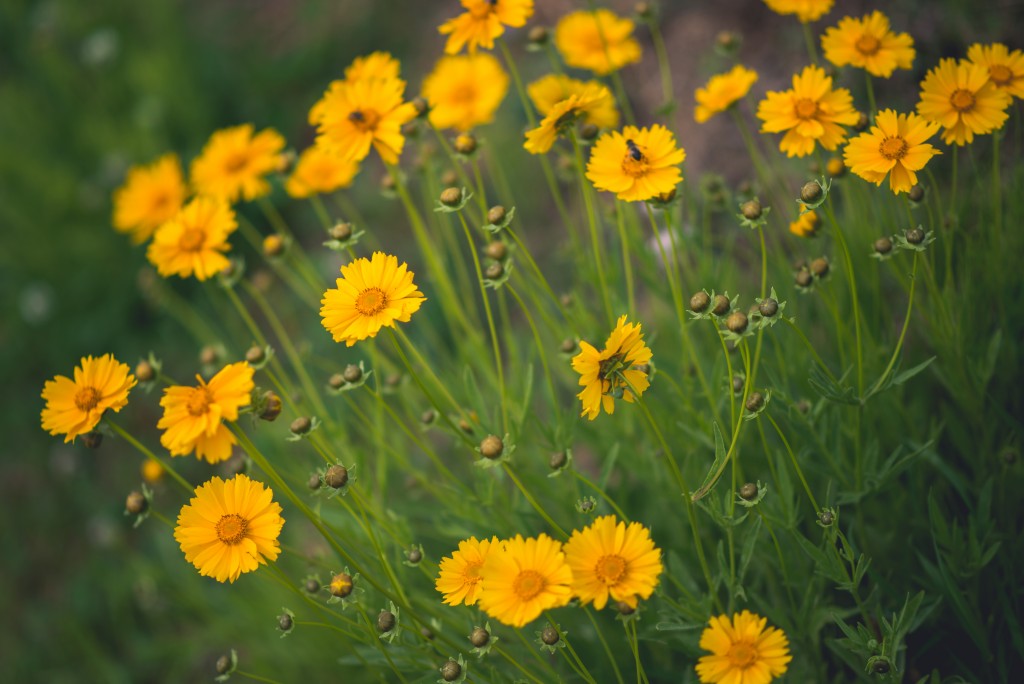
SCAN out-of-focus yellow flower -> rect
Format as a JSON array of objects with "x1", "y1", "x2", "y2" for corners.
[
  {"x1": 524, "y1": 84, "x2": 612, "y2": 154},
  {"x1": 438, "y1": 0, "x2": 534, "y2": 55},
  {"x1": 285, "y1": 147, "x2": 359, "y2": 199},
  {"x1": 762, "y1": 0, "x2": 833, "y2": 23},
  {"x1": 756, "y1": 65, "x2": 858, "y2": 157},
  {"x1": 422, "y1": 54, "x2": 509, "y2": 132},
  {"x1": 694, "y1": 65, "x2": 759, "y2": 123},
  {"x1": 917, "y1": 58, "x2": 1011, "y2": 146},
  {"x1": 585, "y1": 125, "x2": 684, "y2": 202},
  {"x1": 555, "y1": 10, "x2": 641, "y2": 76},
  {"x1": 146, "y1": 197, "x2": 236, "y2": 281},
  {"x1": 528, "y1": 74, "x2": 619, "y2": 129},
  {"x1": 190, "y1": 125, "x2": 285, "y2": 204},
  {"x1": 821, "y1": 11, "x2": 914, "y2": 78},
  {"x1": 112, "y1": 154, "x2": 187, "y2": 244},
  {"x1": 310, "y1": 77, "x2": 419, "y2": 165},
  {"x1": 789, "y1": 210, "x2": 820, "y2": 237},
  {"x1": 844, "y1": 109, "x2": 941, "y2": 194},
  {"x1": 967, "y1": 43, "x2": 1024, "y2": 100},
  {"x1": 435, "y1": 536, "x2": 498, "y2": 606}
]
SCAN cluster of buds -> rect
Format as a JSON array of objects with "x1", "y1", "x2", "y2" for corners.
[{"x1": 326, "y1": 362, "x2": 372, "y2": 394}]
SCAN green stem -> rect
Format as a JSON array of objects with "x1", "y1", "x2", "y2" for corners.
[
  {"x1": 802, "y1": 21, "x2": 819, "y2": 65},
  {"x1": 106, "y1": 420, "x2": 193, "y2": 494},
  {"x1": 584, "y1": 608, "x2": 626, "y2": 684},
  {"x1": 571, "y1": 133, "x2": 614, "y2": 327},
  {"x1": 863, "y1": 72, "x2": 877, "y2": 116},
  {"x1": 502, "y1": 463, "x2": 568, "y2": 538},
  {"x1": 645, "y1": 14, "x2": 675, "y2": 127},
  {"x1": 235, "y1": 671, "x2": 283, "y2": 684},
  {"x1": 865, "y1": 251, "x2": 918, "y2": 400},
  {"x1": 823, "y1": 198, "x2": 864, "y2": 394},
  {"x1": 765, "y1": 412, "x2": 819, "y2": 513}
]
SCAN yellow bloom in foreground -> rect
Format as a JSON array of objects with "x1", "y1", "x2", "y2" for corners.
[
  {"x1": 146, "y1": 197, "x2": 236, "y2": 281},
  {"x1": 528, "y1": 74, "x2": 619, "y2": 129},
  {"x1": 439, "y1": 0, "x2": 534, "y2": 55},
  {"x1": 158, "y1": 362, "x2": 254, "y2": 464},
  {"x1": 41, "y1": 355, "x2": 136, "y2": 443},
  {"x1": 762, "y1": 0, "x2": 832, "y2": 23},
  {"x1": 586, "y1": 125, "x2": 685, "y2": 202},
  {"x1": 345, "y1": 51, "x2": 401, "y2": 84},
  {"x1": 917, "y1": 58, "x2": 1011, "y2": 146},
  {"x1": 285, "y1": 147, "x2": 359, "y2": 199},
  {"x1": 695, "y1": 65, "x2": 759, "y2": 123},
  {"x1": 757, "y1": 65, "x2": 858, "y2": 157},
  {"x1": 320, "y1": 252, "x2": 426, "y2": 346},
  {"x1": 555, "y1": 10, "x2": 641, "y2": 76},
  {"x1": 112, "y1": 153, "x2": 187, "y2": 244},
  {"x1": 175, "y1": 474, "x2": 284, "y2": 583},
  {"x1": 789, "y1": 210, "x2": 820, "y2": 237},
  {"x1": 477, "y1": 534, "x2": 573, "y2": 627},
  {"x1": 524, "y1": 84, "x2": 612, "y2": 155},
  {"x1": 564, "y1": 515, "x2": 663, "y2": 610},
  {"x1": 435, "y1": 536, "x2": 497, "y2": 606},
  {"x1": 968, "y1": 43, "x2": 1024, "y2": 100},
  {"x1": 821, "y1": 11, "x2": 914, "y2": 78},
  {"x1": 844, "y1": 109, "x2": 941, "y2": 194},
  {"x1": 571, "y1": 315, "x2": 653, "y2": 420},
  {"x1": 696, "y1": 610, "x2": 792, "y2": 684},
  {"x1": 423, "y1": 53, "x2": 509, "y2": 132},
  {"x1": 311, "y1": 77, "x2": 419, "y2": 165},
  {"x1": 190, "y1": 124, "x2": 285, "y2": 204}
]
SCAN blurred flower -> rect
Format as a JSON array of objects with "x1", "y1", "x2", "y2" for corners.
[
  {"x1": 524, "y1": 84, "x2": 611, "y2": 154},
  {"x1": 436, "y1": 536, "x2": 497, "y2": 606},
  {"x1": 345, "y1": 51, "x2": 401, "y2": 83},
  {"x1": 477, "y1": 534, "x2": 573, "y2": 627},
  {"x1": 821, "y1": 11, "x2": 914, "y2": 78},
  {"x1": 422, "y1": 53, "x2": 509, "y2": 132},
  {"x1": 311, "y1": 78, "x2": 419, "y2": 165},
  {"x1": 572, "y1": 315, "x2": 652, "y2": 420},
  {"x1": 563, "y1": 515, "x2": 663, "y2": 610},
  {"x1": 789, "y1": 210, "x2": 820, "y2": 237},
  {"x1": 146, "y1": 197, "x2": 236, "y2": 281},
  {"x1": 967, "y1": 43, "x2": 1024, "y2": 100},
  {"x1": 762, "y1": 0, "x2": 832, "y2": 23},
  {"x1": 586, "y1": 125, "x2": 684, "y2": 202},
  {"x1": 112, "y1": 153, "x2": 186, "y2": 244},
  {"x1": 41, "y1": 355, "x2": 136, "y2": 443},
  {"x1": 844, "y1": 109, "x2": 941, "y2": 194},
  {"x1": 142, "y1": 459, "x2": 165, "y2": 483},
  {"x1": 696, "y1": 610, "x2": 792, "y2": 684},
  {"x1": 694, "y1": 65, "x2": 759, "y2": 123},
  {"x1": 528, "y1": 74, "x2": 619, "y2": 129},
  {"x1": 439, "y1": 0, "x2": 534, "y2": 54},
  {"x1": 555, "y1": 10, "x2": 641, "y2": 76},
  {"x1": 917, "y1": 58, "x2": 1011, "y2": 145},
  {"x1": 190, "y1": 124, "x2": 285, "y2": 204},
  {"x1": 757, "y1": 65, "x2": 858, "y2": 157},
  {"x1": 285, "y1": 147, "x2": 359, "y2": 199}
]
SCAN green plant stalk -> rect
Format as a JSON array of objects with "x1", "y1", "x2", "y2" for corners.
[
  {"x1": 505, "y1": 226, "x2": 575, "y2": 325},
  {"x1": 309, "y1": 194, "x2": 333, "y2": 229},
  {"x1": 802, "y1": 21, "x2": 819, "y2": 65},
  {"x1": 571, "y1": 469, "x2": 629, "y2": 521},
  {"x1": 493, "y1": 644, "x2": 549, "y2": 684},
  {"x1": 507, "y1": 284, "x2": 559, "y2": 411},
  {"x1": 865, "y1": 251, "x2": 918, "y2": 400},
  {"x1": 257, "y1": 197, "x2": 324, "y2": 294},
  {"x1": 502, "y1": 463, "x2": 568, "y2": 538},
  {"x1": 765, "y1": 413, "x2": 819, "y2": 513},
  {"x1": 546, "y1": 613, "x2": 598, "y2": 684},
  {"x1": 471, "y1": 156, "x2": 490, "y2": 213},
  {"x1": 783, "y1": 312, "x2": 839, "y2": 384},
  {"x1": 993, "y1": 130, "x2": 1002, "y2": 236},
  {"x1": 616, "y1": 200, "x2": 637, "y2": 314},
  {"x1": 106, "y1": 419, "x2": 193, "y2": 494},
  {"x1": 571, "y1": 134, "x2": 614, "y2": 327},
  {"x1": 235, "y1": 670, "x2": 283, "y2": 684},
  {"x1": 236, "y1": 214, "x2": 319, "y2": 306},
  {"x1": 355, "y1": 604, "x2": 409, "y2": 684},
  {"x1": 823, "y1": 198, "x2": 864, "y2": 394},
  {"x1": 627, "y1": 619, "x2": 651, "y2": 684},
  {"x1": 645, "y1": 14, "x2": 675, "y2": 126},
  {"x1": 864, "y1": 72, "x2": 877, "y2": 115},
  {"x1": 756, "y1": 507, "x2": 798, "y2": 611},
  {"x1": 584, "y1": 607, "x2": 626, "y2": 684}
]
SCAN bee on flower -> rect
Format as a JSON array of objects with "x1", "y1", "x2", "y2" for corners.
[{"x1": 585, "y1": 125, "x2": 685, "y2": 202}]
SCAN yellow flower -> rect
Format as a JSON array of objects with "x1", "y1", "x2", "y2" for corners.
[
  {"x1": 524, "y1": 84, "x2": 612, "y2": 155},
  {"x1": 762, "y1": 0, "x2": 832, "y2": 23},
  {"x1": 967, "y1": 43, "x2": 1024, "y2": 100},
  {"x1": 695, "y1": 65, "x2": 759, "y2": 123},
  {"x1": 844, "y1": 109, "x2": 941, "y2": 194},
  {"x1": 311, "y1": 77, "x2": 419, "y2": 165},
  {"x1": 345, "y1": 51, "x2": 401, "y2": 83},
  {"x1": 41, "y1": 355, "x2": 136, "y2": 443},
  {"x1": 789, "y1": 210, "x2": 820, "y2": 237},
  {"x1": 585, "y1": 125, "x2": 685, "y2": 202},
  {"x1": 320, "y1": 252, "x2": 426, "y2": 346},
  {"x1": 142, "y1": 459, "x2": 165, "y2": 483},
  {"x1": 146, "y1": 197, "x2": 237, "y2": 281},
  {"x1": 821, "y1": 11, "x2": 914, "y2": 78},
  {"x1": 158, "y1": 362, "x2": 254, "y2": 464},
  {"x1": 285, "y1": 147, "x2": 359, "y2": 199},
  {"x1": 435, "y1": 536, "x2": 497, "y2": 606},
  {"x1": 477, "y1": 534, "x2": 574, "y2": 627},
  {"x1": 555, "y1": 10, "x2": 641, "y2": 76},
  {"x1": 756, "y1": 65, "x2": 859, "y2": 157},
  {"x1": 696, "y1": 610, "x2": 792, "y2": 684},
  {"x1": 917, "y1": 58, "x2": 1012, "y2": 146},
  {"x1": 563, "y1": 515, "x2": 663, "y2": 610},
  {"x1": 528, "y1": 74, "x2": 619, "y2": 129},
  {"x1": 190, "y1": 124, "x2": 285, "y2": 204},
  {"x1": 174, "y1": 474, "x2": 284, "y2": 583},
  {"x1": 422, "y1": 54, "x2": 509, "y2": 132},
  {"x1": 571, "y1": 315, "x2": 653, "y2": 420},
  {"x1": 112, "y1": 153, "x2": 187, "y2": 244},
  {"x1": 439, "y1": 0, "x2": 534, "y2": 54}
]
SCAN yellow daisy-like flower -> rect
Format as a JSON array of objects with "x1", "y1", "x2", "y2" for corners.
[
  {"x1": 320, "y1": 252, "x2": 426, "y2": 347},
  {"x1": 142, "y1": 459, "x2": 165, "y2": 483},
  {"x1": 112, "y1": 153, "x2": 187, "y2": 244},
  {"x1": 524, "y1": 84, "x2": 612, "y2": 155},
  {"x1": 146, "y1": 197, "x2": 237, "y2": 281},
  {"x1": 528, "y1": 74, "x2": 619, "y2": 129},
  {"x1": 586, "y1": 125, "x2": 685, "y2": 202},
  {"x1": 41, "y1": 355, "x2": 136, "y2": 443},
  {"x1": 477, "y1": 534, "x2": 574, "y2": 628},
  {"x1": 285, "y1": 147, "x2": 359, "y2": 199},
  {"x1": 967, "y1": 43, "x2": 1024, "y2": 100},
  {"x1": 789, "y1": 210, "x2": 820, "y2": 237},
  {"x1": 422, "y1": 54, "x2": 509, "y2": 132},
  {"x1": 762, "y1": 0, "x2": 833, "y2": 23},
  {"x1": 917, "y1": 58, "x2": 1012, "y2": 146},
  {"x1": 571, "y1": 315, "x2": 653, "y2": 421},
  {"x1": 555, "y1": 10, "x2": 641, "y2": 76},
  {"x1": 844, "y1": 109, "x2": 941, "y2": 194},
  {"x1": 190, "y1": 124, "x2": 285, "y2": 204},
  {"x1": 694, "y1": 65, "x2": 759, "y2": 123},
  {"x1": 756, "y1": 65, "x2": 859, "y2": 157},
  {"x1": 174, "y1": 474, "x2": 284, "y2": 584},
  {"x1": 311, "y1": 77, "x2": 419, "y2": 165},
  {"x1": 158, "y1": 362, "x2": 254, "y2": 464},
  {"x1": 563, "y1": 515, "x2": 663, "y2": 610},
  {"x1": 435, "y1": 536, "x2": 498, "y2": 606},
  {"x1": 345, "y1": 51, "x2": 401, "y2": 84},
  {"x1": 696, "y1": 610, "x2": 792, "y2": 684},
  {"x1": 439, "y1": 0, "x2": 534, "y2": 55},
  {"x1": 821, "y1": 11, "x2": 914, "y2": 78}
]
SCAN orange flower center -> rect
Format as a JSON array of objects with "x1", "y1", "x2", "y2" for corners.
[
  {"x1": 186, "y1": 386, "x2": 213, "y2": 416},
  {"x1": 223, "y1": 152, "x2": 250, "y2": 174},
  {"x1": 879, "y1": 136, "x2": 908, "y2": 161},
  {"x1": 74, "y1": 386, "x2": 101, "y2": 411},
  {"x1": 355, "y1": 287, "x2": 389, "y2": 316},
  {"x1": 215, "y1": 513, "x2": 249, "y2": 545},
  {"x1": 950, "y1": 88, "x2": 976, "y2": 112},
  {"x1": 594, "y1": 554, "x2": 627, "y2": 585},
  {"x1": 855, "y1": 33, "x2": 881, "y2": 56},
  {"x1": 151, "y1": 192, "x2": 170, "y2": 211},
  {"x1": 989, "y1": 64, "x2": 1013, "y2": 86},
  {"x1": 179, "y1": 228, "x2": 206, "y2": 252},
  {"x1": 450, "y1": 83, "x2": 478, "y2": 105},
  {"x1": 726, "y1": 641, "x2": 758, "y2": 669},
  {"x1": 462, "y1": 561, "x2": 483, "y2": 583},
  {"x1": 512, "y1": 570, "x2": 546, "y2": 601},
  {"x1": 794, "y1": 98, "x2": 819, "y2": 120},
  {"x1": 348, "y1": 109, "x2": 381, "y2": 132}
]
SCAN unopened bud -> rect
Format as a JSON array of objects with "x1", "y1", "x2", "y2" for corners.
[
  {"x1": 330, "y1": 572, "x2": 353, "y2": 598},
  {"x1": 485, "y1": 241, "x2": 507, "y2": 261},
  {"x1": 810, "y1": 257, "x2": 830, "y2": 278},
  {"x1": 528, "y1": 25, "x2": 549, "y2": 45},
  {"x1": 795, "y1": 269, "x2": 813, "y2": 288},
  {"x1": 406, "y1": 547, "x2": 422, "y2": 564},
  {"x1": 740, "y1": 199, "x2": 762, "y2": 220},
  {"x1": 560, "y1": 338, "x2": 577, "y2": 354},
  {"x1": 125, "y1": 491, "x2": 147, "y2": 515},
  {"x1": 854, "y1": 111, "x2": 869, "y2": 131},
  {"x1": 739, "y1": 482, "x2": 758, "y2": 500},
  {"x1": 470, "y1": 627, "x2": 490, "y2": 647},
  {"x1": 262, "y1": 234, "x2": 285, "y2": 257},
  {"x1": 441, "y1": 660, "x2": 462, "y2": 682},
  {"x1": 199, "y1": 345, "x2": 218, "y2": 366},
  {"x1": 215, "y1": 654, "x2": 232, "y2": 675},
  {"x1": 541, "y1": 625, "x2": 560, "y2": 645},
  {"x1": 711, "y1": 294, "x2": 731, "y2": 316},
  {"x1": 484, "y1": 262, "x2": 504, "y2": 280},
  {"x1": 380, "y1": 173, "x2": 396, "y2": 192},
  {"x1": 549, "y1": 450, "x2": 568, "y2": 470},
  {"x1": 758, "y1": 298, "x2": 779, "y2": 317},
  {"x1": 245, "y1": 346, "x2": 265, "y2": 364},
  {"x1": 440, "y1": 187, "x2": 462, "y2": 207},
  {"x1": 307, "y1": 474, "x2": 322, "y2": 490},
  {"x1": 328, "y1": 373, "x2": 345, "y2": 390},
  {"x1": 377, "y1": 610, "x2": 396, "y2": 633},
  {"x1": 330, "y1": 222, "x2": 353, "y2": 241},
  {"x1": 305, "y1": 578, "x2": 320, "y2": 594},
  {"x1": 278, "y1": 613, "x2": 293, "y2": 632},
  {"x1": 725, "y1": 311, "x2": 748, "y2": 334},
  {"x1": 421, "y1": 409, "x2": 437, "y2": 425},
  {"x1": 480, "y1": 435, "x2": 504, "y2": 459},
  {"x1": 290, "y1": 416, "x2": 312, "y2": 435},
  {"x1": 908, "y1": 184, "x2": 925, "y2": 203},
  {"x1": 800, "y1": 181, "x2": 823, "y2": 204},
  {"x1": 325, "y1": 465, "x2": 349, "y2": 489},
  {"x1": 689, "y1": 291, "x2": 711, "y2": 313},
  {"x1": 411, "y1": 96, "x2": 429, "y2": 117},
  {"x1": 579, "y1": 122, "x2": 599, "y2": 140},
  {"x1": 441, "y1": 169, "x2": 458, "y2": 187},
  {"x1": 487, "y1": 205, "x2": 506, "y2": 225},
  {"x1": 873, "y1": 237, "x2": 893, "y2": 255},
  {"x1": 732, "y1": 375, "x2": 744, "y2": 395},
  {"x1": 342, "y1": 364, "x2": 362, "y2": 383},
  {"x1": 906, "y1": 227, "x2": 925, "y2": 245},
  {"x1": 745, "y1": 391, "x2": 765, "y2": 412},
  {"x1": 82, "y1": 432, "x2": 103, "y2": 449},
  {"x1": 135, "y1": 360, "x2": 155, "y2": 383},
  {"x1": 259, "y1": 391, "x2": 282, "y2": 421},
  {"x1": 454, "y1": 133, "x2": 477, "y2": 155}
]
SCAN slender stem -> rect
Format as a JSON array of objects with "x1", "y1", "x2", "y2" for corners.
[
  {"x1": 783, "y1": 317, "x2": 837, "y2": 383},
  {"x1": 616, "y1": 201, "x2": 636, "y2": 314},
  {"x1": 584, "y1": 608, "x2": 626, "y2": 684},
  {"x1": 507, "y1": 284, "x2": 559, "y2": 411},
  {"x1": 502, "y1": 463, "x2": 568, "y2": 538},
  {"x1": 863, "y1": 72, "x2": 877, "y2": 116},
  {"x1": 802, "y1": 21, "x2": 819, "y2": 65},
  {"x1": 106, "y1": 420, "x2": 193, "y2": 494},
  {"x1": 570, "y1": 133, "x2": 614, "y2": 326},
  {"x1": 823, "y1": 198, "x2": 864, "y2": 394},
  {"x1": 627, "y1": 619, "x2": 650, "y2": 684},
  {"x1": 645, "y1": 14, "x2": 675, "y2": 127},
  {"x1": 572, "y1": 470, "x2": 629, "y2": 521},
  {"x1": 546, "y1": 613, "x2": 597, "y2": 684},
  {"x1": 865, "y1": 251, "x2": 918, "y2": 399},
  {"x1": 235, "y1": 671, "x2": 283, "y2": 684},
  {"x1": 765, "y1": 413, "x2": 819, "y2": 513}
]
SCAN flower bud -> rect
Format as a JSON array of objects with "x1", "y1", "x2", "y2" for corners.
[
  {"x1": 342, "y1": 364, "x2": 362, "y2": 383},
  {"x1": 441, "y1": 660, "x2": 462, "y2": 682},
  {"x1": 126, "y1": 491, "x2": 147, "y2": 515},
  {"x1": 800, "y1": 181, "x2": 823, "y2": 204},
  {"x1": 330, "y1": 222, "x2": 353, "y2": 241},
  {"x1": 725, "y1": 311, "x2": 748, "y2": 334},
  {"x1": 480, "y1": 435, "x2": 504, "y2": 460},
  {"x1": 470, "y1": 627, "x2": 490, "y2": 648},
  {"x1": 421, "y1": 626, "x2": 434, "y2": 640},
  {"x1": 579, "y1": 122, "x2": 599, "y2": 140},
  {"x1": 745, "y1": 391, "x2": 765, "y2": 412},
  {"x1": 758, "y1": 298, "x2": 779, "y2": 317},
  {"x1": 421, "y1": 409, "x2": 437, "y2": 425},
  {"x1": 259, "y1": 391, "x2": 282, "y2": 421},
  {"x1": 82, "y1": 432, "x2": 103, "y2": 449},
  {"x1": 528, "y1": 25, "x2": 549, "y2": 46},
  {"x1": 290, "y1": 416, "x2": 312, "y2": 435},
  {"x1": 406, "y1": 547, "x2": 422, "y2": 564},
  {"x1": 307, "y1": 474, "x2": 322, "y2": 490},
  {"x1": 740, "y1": 199, "x2": 762, "y2": 220},
  {"x1": 199, "y1": 345, "x2": 218, "y2": 366},
  {"x1": 385, "y1": 373, "x2": 402, "y2": 388},
  {"x1": 278, "y1": 613, "x2": 293, "y2": 632},
  {"x1": 711, "y1": 294, "x2": 731, "y2": 316},
  {"x1": 262, "y1": 234, "x2": 285, "y2": 258},
  {"x1": 380, "y1": 173, "x2": 396, "y2": 192},
  {"x1": 135, "y1": 360, "x2": 155, "y2": 383},
  {"x1": 818, "y1": 509, "x2": 834, "y2": 526},
  {"x1": 484, "y1": 262, "x2": 504, "y2": 280},
  {"x1": 325, "y1": 465, "x2": 349, "y2": 489},
  {"x1": 908, "y1": 184, "x2": 925, "y2": 203},
  {"x1": 245, "y1": 346, "x2": 265, "y2": 364},
  {"x1": 810, "y1": 257, "x2": 829, "y2": 278},
  {"x1": 487, "y1": 205, "x2": 506, "y2": 225},
  {"x1": 305, "y1": 578, "x2": 320, "y2": 594},
  {"x1": 440, "y1": 187, "x2": 462, "y2": 207},
  {"x1": 441, "y1": 169, "x2": 458, "y2": 187},
  {"x1": 485, "y1": 241, "x2": 507, "y2": 261},
  {"x1": 739, "y1": 482, "x2": 758, "y2": 500},
  {"x1": 616, "y1": 601, "x2": 636, "y2": 615},
  {"x1": 549, "y1": 450, "x2": 569, "y2": 470},
  {"x1": 411, "y1": 96, "x2": 429, "y2": 118},
  {"x1": 689, "y1": 291, "x2": 710, "y2": 313},
  {"x1": 454, "y1": 133, "x2": 477, "y2": 155},
  {"x1": 330, "y1": 572, "x2": 353, "y2": 598},
  {"x1": 377, "y1": 609, "x2": 396, "y2": 633},
  {"x1": 328, "y1": 373, "x2": 345, "y2": 390},
  {"x1": 873, "y1": 237, "x2": 893, "y2": 255},
  {"x1": 732, "y1": 375, "x2": 744, "y2": 395},
  {"x1": 854, "y1": 111, "x2": 869, "y2": 131},
  {"x1": 215, "y1": 654, "x2": 232, "y2": 675},
  {"x1": 906, "y1": 227, "x2": 925, "y2": 245},
  {"x1": 541, "y1": 625, "x2": 560, "y2": 645},
  {"x1": 716, "y1": 30, "x2": 739, "y2": 52},
  {"x1": 795, "y1": 269, "x2": 813, "y2": 288}
]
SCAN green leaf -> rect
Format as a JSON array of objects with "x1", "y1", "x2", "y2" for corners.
[{"x1": 891, "y1": 355, "x2": 937, "y2": 386}]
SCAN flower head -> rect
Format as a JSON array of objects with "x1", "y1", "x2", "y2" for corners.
[
  {"x1": 844, "y1": 109, "x2": 941, "y2": 194},
  {"x1": 696, "y1": 610, "x2": 792, "y2": 684},
  {"x1": 439, "y1": 0, "x2": 534, "y2": 55},
  {"x1": 789, "y1": 210, "x2": 820, "y2": 237},
  {"x1": 821, "y1": 11, "x2": 914, "y2": 78},
  {"x1": 586, "y1": 125, "x2": 685, "y2": 202},
  {"x1": 174, "y1": 474, "x2": 284, "y2": 583},
  {"x1": 762, "y1": 0, "x2": 833, "y2": 23},
  {"x1": 436, "y1": 536, "x2": 497, "y2": 606},
  {"x1": 555, "y1": 10, "x2": 641, "y2": 76},
  {"x1": 345, "y1": 51, "x2": 401, "y2": 83},
  {"x1": 695, "y1": 65, "x2": 759, "y2": 123},
  {"x1": 917, "y1": 58, "x2": 1011, "y2": 146},
  {"x1": 41, "y1": 355, "x2": 136, "y2": 443},
  {"x1": 477, "y1": 534, "x2": 574, "y2": 627},
  {"x1": 311, "y1": 77, "x2": 419, "y2": 165},
  {"x1": 563, "y1": 515, "x2": 663, "y2": 610},
  {"x1": 422, "y1": 53, "x2": 509, "y2": 132},
  {"x1": 190, "y1": 124, "x2": 285, "y2": 204},
  {"x1": 146, "y1": 197, "x2": 237, "y2": 281},
  {"x1": 524, "y1": 84, "x2": 612, "y2": 155},
  {"x1": 967, "y1": 43, "x2": 1024, "y2": 100},
  {"x1": 528, "y1": 74, "x2": 619, "y2": 129},
  {"x1": 158, "y1": 362, "x2": 254, "y2": 464},
  {"x1": 571, "y1": 315, "x2": 653, "y2": 420},
  {"x1": 285, "y1": 147, "x2": 360, "y2": 199},
  {"x1": 320, "y1": 252, "x2": 426, "y2": 346},
  {"x1": 756, "y1": 65, "x2": 859, "y2": 157},
  {"x1": 112, "y1": 153, "x2": 187, "y2": 244}
]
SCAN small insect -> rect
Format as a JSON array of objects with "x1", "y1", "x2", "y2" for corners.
[{"x1": 625, "y1": 139, "x2": 643, "y2": 161}]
